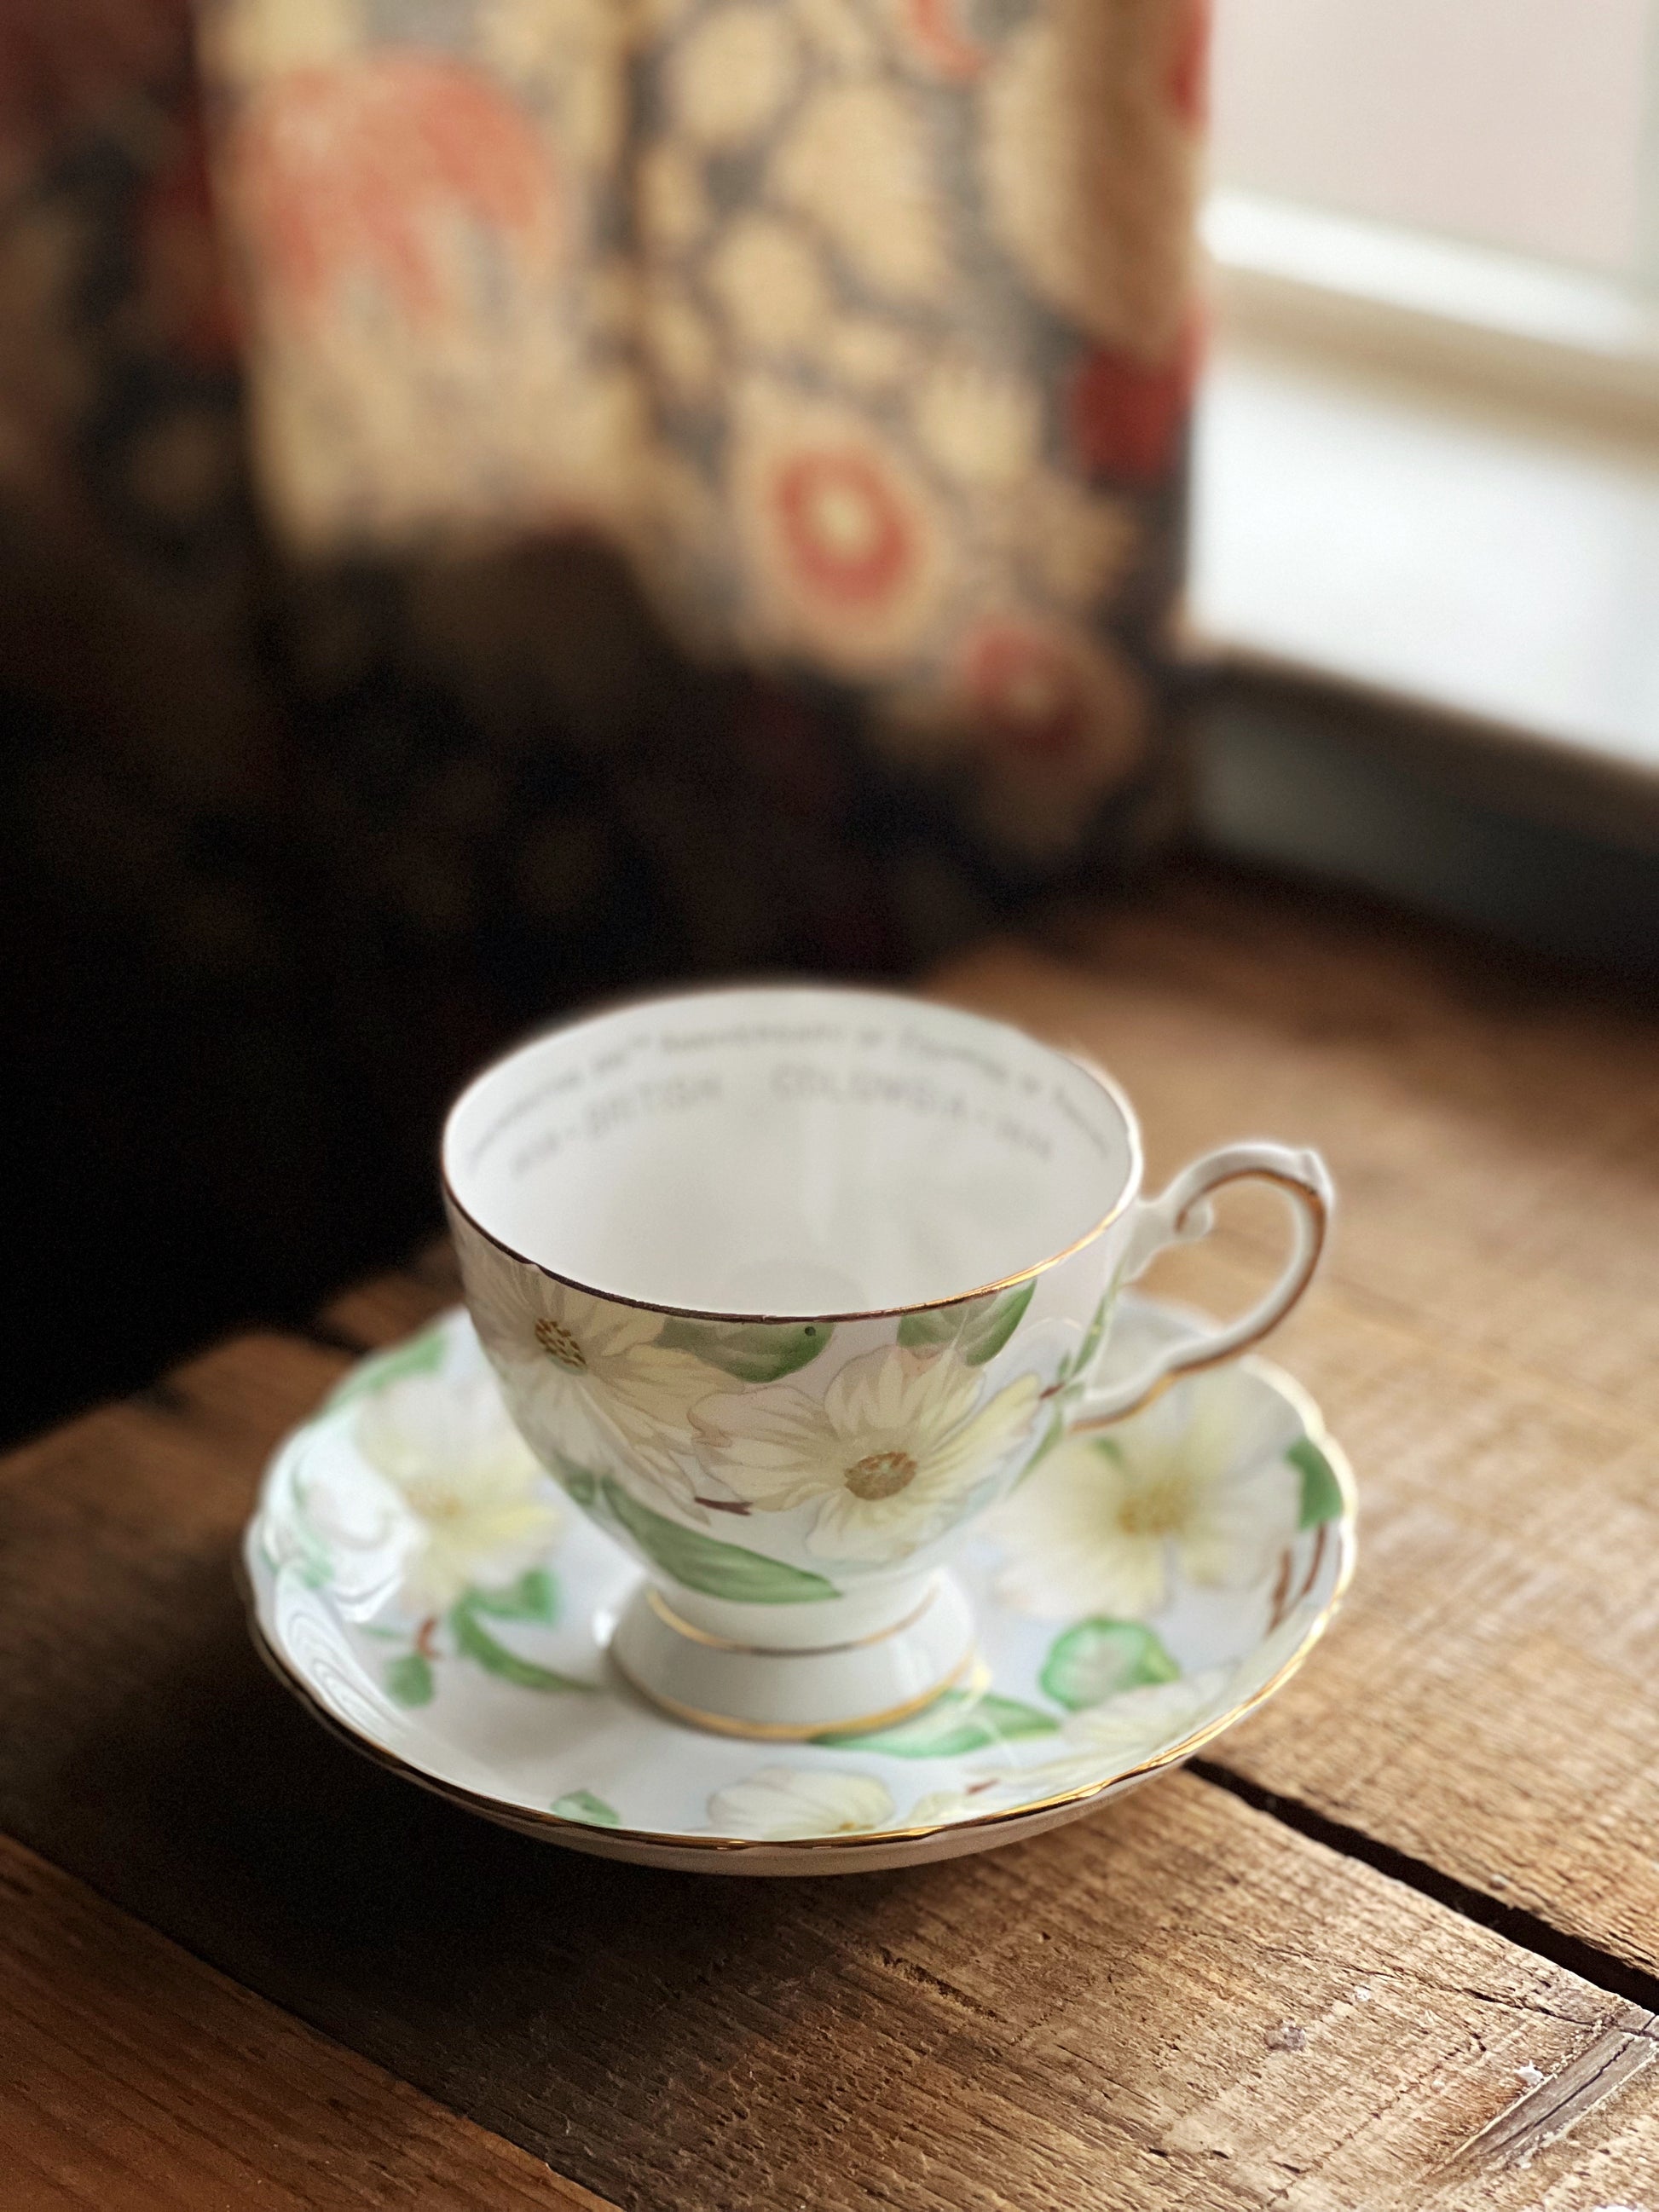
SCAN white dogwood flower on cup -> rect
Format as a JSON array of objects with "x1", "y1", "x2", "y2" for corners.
[
  {"x1": 463, "y1": 1243, "x2": 719, "y2": 1503},
  {"x1": 708, "y1": 1766, "x2": 895, "y2": 1839},
  {"x1": 356, "y1": 1372, "x2": 563, "y2": 1615},
  {"x1": 694, "y1": 1344, "x2": 1041, "y2": 1564},
  {"x1": 991, "y1": 1366, "x2": 1303, "y2": 1620}
]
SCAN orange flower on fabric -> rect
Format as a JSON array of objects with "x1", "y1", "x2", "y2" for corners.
[
  {"x1": 960, "y1": 618, "x2": 1150, "y2": 858},
  {"x1": 894, "y1": 0, "x2": 993, "y2": 83},
  {"x1": 1067, "y1": 319, "x2": 1201, "y2": 482},
  {"x1": 1167, "y1": 0, "x2": 1211, "y2": 129},
  {"x1": 230, "y1": 51, "x2": 561, "y2": 326},
  {"x1": 731, "y1": 386, "x2": 951, "y2": 674}
]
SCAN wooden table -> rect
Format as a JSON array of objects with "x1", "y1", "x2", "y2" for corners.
[{"x1": 6, "y1": 865, "x2": 1659, "y2": 2210}]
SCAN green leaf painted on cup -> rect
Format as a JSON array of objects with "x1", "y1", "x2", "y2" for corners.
[
  {"x1": 551, "y1": 1789, "x2": 620, "y2": 1828},
  {"x1": 817, "y1": 1689, "x2": 1059, "y2": 1757},
  {"x1": 896, "y1": 1279, "x2": 1036, "y2": 1366},
  {"x1": 554, "y1": 1457, "x2": 599, "y2": 1511},
  {"x1": 658, "y1": 1316, "x2": 833, "y2": 1383},
  {"x1": 1039, "y1": 1619, "x2": 1180, "y2": 1712},
  {"x1": 448, "y1": 1599, "x2": 592, "y2": 1692},
  {"x1": 325, "y1": 1323, "x2": 448, "y2": 1412},
  {"x1": 1072, "y1": 1280, "x2": 1118, "y2": 1380},
  {"x1": 599, "y1": 1478, "x2": 841, "y2": 1604},
  {"x1": 385, "y1": 1651, "x2": 435, "y2": 1707},
  {"x1": 468, "y1": 1567, "x2": 558, "y2": 1624},
  {"x1": 1014, "y1": 1406, "x2": 1067, "y2": 1487},
  {"x1": 1288, "y1": 1437, "x2": 1345, "y2": 1528}
]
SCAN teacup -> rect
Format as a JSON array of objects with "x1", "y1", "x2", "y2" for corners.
[{"x1": 442, "y1": 984, "x2": 1332, "y2": 1737}]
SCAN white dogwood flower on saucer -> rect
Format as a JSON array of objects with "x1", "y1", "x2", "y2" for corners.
[
  {"x1": 356, "y1": 1372, "x2": 563, "y2": 1614},
  {"x1": 708, "y1": 1766, "x2": 895, "y2": 1839},
  {"x1": 977, "y1": 1670, "x2": 1234, "y2": 1806},
  {"x1": 464, "y1": 1245, "x2": 719, "y2": 1503},
  {"x1": 694, "y1": 1345, "x2": 1041, "y2": 1564},
  {"x1": 990, "y1": 1365, "x2": 1303, "y2": 1620}
]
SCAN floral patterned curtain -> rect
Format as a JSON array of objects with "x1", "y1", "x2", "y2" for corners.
[
  {"x1": 204, "y1": 0, "x2": 1204, "y2": 867},
  {"x1": 1, "y1": 0, "x2": 1203, "y2": 1429}
]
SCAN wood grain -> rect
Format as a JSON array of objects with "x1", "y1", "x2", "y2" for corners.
[
  {"x1": 1, "y1": 1832, "x2": 607, "y2": 2210},
  {"x1": 3, "y1": 1325, "x2": 1658, "y2": 2208},
  {"x1": 320, "y1": 874, "x2": 1659, "y2": 1984},
  {"x1": 898, "y1": 879, "x2": 1659, "y2": 1985}
]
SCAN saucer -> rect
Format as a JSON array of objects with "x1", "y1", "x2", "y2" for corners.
[{"x1": 241, "y1": 1297, "x2": 1355, "y2": 1875}]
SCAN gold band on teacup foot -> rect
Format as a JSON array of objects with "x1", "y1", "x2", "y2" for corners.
[
  {"x1": 610, "y1": 1643, "x2": 982, "y2": 1741},
  {"x1": 643, "y1": 1578, "x2": 943, "y2": 1660}
]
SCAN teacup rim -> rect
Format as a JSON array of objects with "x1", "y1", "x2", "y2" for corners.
[{"x1": 440, "y1": 978, "x2": 1145, "y2": 1325}]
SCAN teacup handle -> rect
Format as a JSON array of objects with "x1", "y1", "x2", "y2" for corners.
[{"x1": 1071, "y1": 1141, "x2": 1334, "y2": 1429}]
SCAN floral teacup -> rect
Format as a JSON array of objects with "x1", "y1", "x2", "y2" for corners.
[{"x1": 442, "y1": 985, "x2": 1332, "y2": 1737}]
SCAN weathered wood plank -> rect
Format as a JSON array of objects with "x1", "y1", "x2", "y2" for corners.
[
  {"x1": 902, "y1": 887, "x2": 1659, "y2": 1984},
  {"x1": 2, "y1": 1332, "x2": 1658, "y2": 2209},
  {"x1": 318, "y1": 870, "x2": 1659, "y2": 1984},
  {"x1": 0, "y1": 1832, "x2": 607, "y2": 2210},
  {"x1": 317, "y1": 1243, "x2": 460, "y2": 1350},
  {"x1": 1037, "y1": 877, "x2": 1659, "y2": 1427},
  {"x1": 1447, "y1": 2008, "x2": 1657, "y2": 2177}
]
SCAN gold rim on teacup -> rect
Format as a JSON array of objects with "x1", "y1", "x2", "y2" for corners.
[{"x1": 438, "y1": 983, "x2": 1334, "y2": 1739}]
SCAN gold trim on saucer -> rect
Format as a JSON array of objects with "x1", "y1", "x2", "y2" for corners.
[{"x1": 238, "y1": 1372, "x2": 1355, "y2": 1863}]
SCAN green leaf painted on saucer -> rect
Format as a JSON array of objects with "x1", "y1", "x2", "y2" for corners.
[
  {"x1": 1039, "y1": 1619, "x2": 1180, "y2": 1712},
  {"x1": 385, "y1": 1651, "x2": 435, "y2": 1707},
  {"x1": 599, "y1": 1477, "x2": 841, "y2": 1603},
  {"x1": 658, "y1": 1316, "x2": 833, "y2": 1383},
  {"x1": 551, "y1": 1789, "x2": 620, "y2": 1827},
  {"x1": 324, "y1": 1324, "x2": 448, "y2": 1412},
  {"x1": 897, "y1": 1279, "x2": 1036, "y2": 1366},
  {"x1": 1288, "y1": 1437, "x2": 1344, "y2": 1528},
  {"x1": 817, "y1": 1689, "x2": 1059, "y2": 1757},
  {"x1": 468, "y1": 1567, "x2": 558, "y2": 1624},
  {"x1": 449, "y1": 1599, "x2": 592, "y2": 1692}
]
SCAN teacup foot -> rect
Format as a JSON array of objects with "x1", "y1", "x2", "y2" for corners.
[{"x1": 607, "y1": 1571, "x2": 977, "y2": 1741}]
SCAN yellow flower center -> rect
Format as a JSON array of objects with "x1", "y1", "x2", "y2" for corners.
[
  {"x1": 534, "y1": 1317, "x2": 587, "y2": 1372},
  {"x1": 1114, "y1": 1470, "x2": 1191, "y2": 1542},
  {"x1": 405, "y1": 1480, "x2": 467, "y2": 1526},
  {"x1": 843, "y1": 1449, "x2": 918, "y2": 1502}
]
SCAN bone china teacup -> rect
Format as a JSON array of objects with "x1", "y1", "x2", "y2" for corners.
[{"x1": 442, "y1": 985, "x2": 1332, "y2": 1738}]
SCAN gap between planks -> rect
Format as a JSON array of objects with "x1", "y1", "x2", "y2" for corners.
[
  {"x1": 1192, "y1": 1762, "x2": 1659, "y2": 2016},
  {"x1": 296, "y1": 1289, "x2": 1659, "y2": 2031}
]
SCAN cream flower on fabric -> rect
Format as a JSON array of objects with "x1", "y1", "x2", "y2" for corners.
[
  {"x1": 977, "y1": 0, "x2": 1195, "y2": 355},
  {"x1": 356, "y1": 1372, "x2": 561, "y2": 1615},
  {"x1": 771, "y1": 80, "x2": 950, "y2": 302},
  {"x1": 912, "y1": 359, "x2": 1042, "y2": 488},
  {"x1": 671, "y1": 3, "x2": 801, "y2": 147},
  {"x1": 991, "y1": 1366, "x2": 1304, "y2": 1620},
  {"x1": 708, "y1": 1766, "x2": 894, "y2": 1839},
  {"x1": 204, "y1": 0, "x2": 361, "y2": 82},
  {"x1": 462, "y1": 1246, "x2": 719, "y2": 1502},
  {"x1": 696, "y1": 1346, "x2": 1041, "y2": 1563},
  {"x1": 706, "y1": 216, "x2": 832, "y2": 356},
  {"x1": 637, "y1": 141, "x2": 710, "y2": 256}
]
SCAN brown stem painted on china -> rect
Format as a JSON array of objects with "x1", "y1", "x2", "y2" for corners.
[
  {"x1": 1265, "y1": 1548, "x2": 1295, "y2": 1634},
  {"x1": 1292, "y1": 1522, "x2": 1327, "y2": 1614},
  {"x1": 692, "y1": 1495, "x2": 752, "y2": 1516},
  {"x1": 415, "y1": 1616, "x2": 440, "y2": 1660}
]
